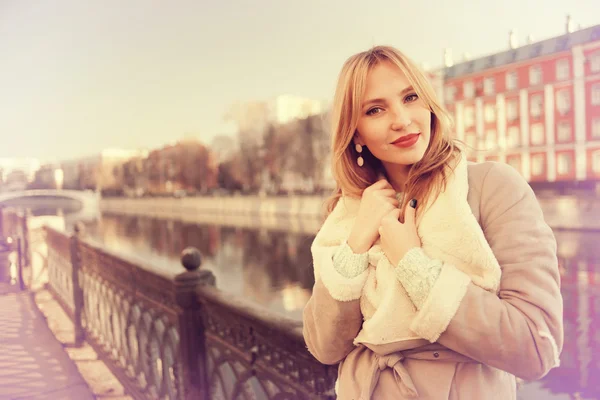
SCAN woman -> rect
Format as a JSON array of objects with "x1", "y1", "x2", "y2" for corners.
[{"x1": 302, "y1": 45, "x2": 563, "y2": 399}]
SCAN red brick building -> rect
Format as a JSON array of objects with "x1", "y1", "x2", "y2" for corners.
[{"x1": 439, "y1": 20, "x2": 600, "y2": 186}]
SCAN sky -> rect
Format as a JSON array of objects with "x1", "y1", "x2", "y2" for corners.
[{"x1": 0, "y1": 0, "x2": 598, "y2": 162}]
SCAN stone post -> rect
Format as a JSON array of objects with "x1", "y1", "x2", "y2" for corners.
[
  {"x1": 70, "y1": 222, "x2": 86, "y2": 346},
  {"x1": 174, "y1": 247, "x2": 215, "y2": 400}
]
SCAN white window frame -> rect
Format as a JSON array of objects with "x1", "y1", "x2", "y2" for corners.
[
  {"x1": 506, "y1": 99, "x2": 519, "y2": 121},
  {"x1": 530, "y1": 94, "x2": 543, "y2": 117},
  {"x1": 465, "y1": 132, "x2": 477, "y2": 149},
  {"x1": 484, "y1": 77, "x2": 495, "y2": 96},
  {"x1": 486, "y1": 130, "x2": 497, "y2": 149},
  {"x1": 484, "y1": 104, "x2": 496, "y2": 123},
  {"x1": 463, "y1": 81, "x2": 475, "y2": 99},
  {"x1": 531, "y1": 123, "x2": 545, "y2": 145},
  {"x1": 507, "y1": 156, "x2": 521, "y2": 171},
  {"x1": 557, "y1": 153, "x2": 572, "y2": 175},
  {"x1": 506, "y1": 71, "x2": 518, "y2": 91},
  {"x1": 591, "y1": 51, "x2": 600, "y2": 73},
  {"x1": 592, "y1": 150, "x2": 600, "y2": 174},
  {"x1": 557, "y1": 122, "x2": 572, "y2": 142},
  {"x1": 529, "y1": 65, "x2": 542, "y2": 86},
  {"x1": 445, "y1": 86, "x2": 457, "y2": 103},
  {"x1": 592, "y1": 117, "x2": 600, "y2": 139},
  {"x1": 507, "y1": 126, "x2": 520, "y2": 148},
  {"x1": 556, "y1": 59, "x2": 570, "y2": 81},
  {"x1": 531, "y1": 154, "x2": 544, "y2": 176},
  {"x1": 464, "y1": 106, "x2": 475, "y2": 127},
  {"x1": 506, "y1": 157, "x2": 523, "y2": 174},
  {"x1": 593, "y1": 151, "x2": 600, "y2": 174},
  {"x1": 592, "y1": 83, "x2": 600, "y2": 106},
  {"x1": 556, "y1": 89, "x2": 571, "y2": 115}
]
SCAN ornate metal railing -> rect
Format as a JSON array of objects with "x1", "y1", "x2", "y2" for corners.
[
  {"x1": 78, "y1": 238, "x2": 191, "y2": 399},
  {"x1": 45, "y1": 226, "x2": 75, "y2": 316},
  {"x1": 39, "y1": 220, "x2": 337, "y2": 399},
  {"x1": 198, "y1": 286, "x2": 337, "y2": 399}
]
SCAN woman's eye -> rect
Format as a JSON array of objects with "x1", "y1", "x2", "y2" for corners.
[
  {"x1": 366, "y1": 107, "x2": 383, "y2": 116},
  {"x1": 405, "y1": 94, "x2": 419, "y2": 103}
]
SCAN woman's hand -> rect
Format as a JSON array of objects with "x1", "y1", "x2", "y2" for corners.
[
  {"x1": 347, "y1": 179, "x2": 399, "y2": 254},
  {"x1": 379, "y1": 199, "x2": 421, "y2": 266}
]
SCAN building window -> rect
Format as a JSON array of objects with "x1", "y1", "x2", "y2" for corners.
[
  {"x1": 484, "y1": 104, "x2": 496, "y2": 122},
  {"x1": 506, "y1": 99, "x2": 519, "y2": 121},
  {"x1": 530, "y1": 94, "x2": 543, "y2": 118},
  {"x1": 506, "y1": 71, "x2": 518, "y2": 91},
  {"x1": 485, "y1": 130, "x2": 497, "y2": 149},
  {"x1": 464, "y1": 81, "x2": 475, "y2": 99},
  {"x1": 556, "y1": 59, "x2": 570, "y2": 81},
  {"x1": 556, "y1": 89, "x2": 571, "y2": 115},
  {"x1": 464, "y1": 106, "x2": 475, "y2": 127},
  {"x1": 529, "y1": 65, "x2": 542, "y2": 85},
  {"x1": 445, "y1": 86, "x2": 457, "y2": 103},
  {"x1": 507, "y1": 156, "x2": 521, "y2": 172},
  {"x1": 531, "y1": 154, "x2": 545, "y2": 176},
  {"x1": 557, "y1": 153, "x2": 572, "y2": 175},
  {"x1": 592, "y1": 83, "x2": 600, "y2": 106},
  {"x1": 557, "y1": 122, "x2": 572, "y2": 143},
  {"x1": 448, "y1": 110, "x2": 457, "y2": 125},
  {"x1": 593, "y1": 151, "x2": 600, "y2": 174},
  {"x1": 484, "y1": 77, "x2": 495, "y2": 96},
  {"x1": 531, "y1": 123, "x2": 545, "y2": 145},
  {"x1": 465, "y1": 133, "x2": 477, "y2": 149},
  {"x1": 593, "y1": 117, "x2": 600, "y2": 139},
  {"x1": 591, "y1": 51, "x2": 600, "y2": 73},
  {"x1": 507, "y1": 126, "x2": 520, "y2": 147}
]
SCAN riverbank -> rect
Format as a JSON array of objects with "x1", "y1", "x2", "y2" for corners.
[
  {"x1": 100, "y1": 196, "x2": 327, "y2": 234},
  {"x1": 99, "y1": 194, "x2": 600, "y2": 231}
]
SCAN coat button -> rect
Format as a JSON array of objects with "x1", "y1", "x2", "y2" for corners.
[{"x1": 433, "y1": 352, "x2": 440, "y2": 358}]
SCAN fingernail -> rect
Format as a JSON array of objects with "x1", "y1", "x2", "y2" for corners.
[{"x1": 410, "y1": 199, "x2": 417, "y2": 208}]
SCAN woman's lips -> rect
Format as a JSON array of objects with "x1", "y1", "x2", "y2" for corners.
[{"x1": 391, "y1": 133, "x2": 420, "y2": 148}]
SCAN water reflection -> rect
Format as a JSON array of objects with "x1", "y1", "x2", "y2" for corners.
[
  {"x1": 84, "y1": 213, "x2": 316, "y2": 319},
  {"x1": 81, "y1": 213, "x2": 599, "y2": 399},
  {"x1": 545, "y1": 230, "x2": 600, "y2": 400}
]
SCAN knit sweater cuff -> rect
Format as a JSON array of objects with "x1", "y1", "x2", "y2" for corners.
[
  {"x1": 316, "y1": 242, "x2": 370, "y2": 302},
  {"x1": 332, "y1": 241, "x2": 370, "y2": 279},
  {"x1": 395, "y1": 247, "x2": 443, "y2": 310}
]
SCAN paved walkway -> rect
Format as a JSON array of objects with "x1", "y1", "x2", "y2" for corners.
[{"x1": 0, "y1": 282, "x2": 95, "y2": 400}]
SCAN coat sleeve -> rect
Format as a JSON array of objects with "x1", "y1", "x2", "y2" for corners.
[
  {"x1": 302, "y1": 197, "x2": 367, "y2": 365},
  {"x1": 435, "y1": 162, "x2": 564, "y2": 381},
  {"x1": 303, "y1": 280, "x2": 363, "y2": 365}
]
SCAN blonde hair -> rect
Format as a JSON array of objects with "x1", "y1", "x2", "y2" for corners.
[{"x1": 325, "y1": 45, "x2": 461, "y2": 219}]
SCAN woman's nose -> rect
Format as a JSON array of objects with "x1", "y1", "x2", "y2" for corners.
[{"x1": 390, "y1": 107, "x2": 412, "y2": 131}]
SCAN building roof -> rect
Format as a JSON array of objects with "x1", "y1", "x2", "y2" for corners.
[{"x1": 445, "y1": 24, "x2": 600, "y2": 79}]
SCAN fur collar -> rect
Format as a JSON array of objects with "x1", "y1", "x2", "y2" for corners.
[{"x1": 311, "y1": 155, "x2": 502, "y2": 345}]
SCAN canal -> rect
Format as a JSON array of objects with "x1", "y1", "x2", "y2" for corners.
[{"x1": 67, "y1": 211, "x2": 600, "y2": 399}]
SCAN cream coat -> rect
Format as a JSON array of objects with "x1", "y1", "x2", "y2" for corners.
[{"x1": 302, "y1": 160, "x2": 564, "y2": 399}]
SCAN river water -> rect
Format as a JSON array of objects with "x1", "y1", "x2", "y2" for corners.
[{"x1": 75, "y1": 211, "x2": 599, "y2": 400}]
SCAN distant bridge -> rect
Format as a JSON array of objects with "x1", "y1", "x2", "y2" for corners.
[{"x1": 0, "y1": 190, "x2": 100, "y2": 221}]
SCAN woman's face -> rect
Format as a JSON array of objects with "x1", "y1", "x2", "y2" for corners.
[{"x1": 355, "y1": 61, "x2": 432, "y2": 169}]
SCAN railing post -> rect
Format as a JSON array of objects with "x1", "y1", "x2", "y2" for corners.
[
  {"x1": 22, "y1": 209, "x2": 31, "y2": 268},
  {"x1": 0, "y1": 237, "x2": 11, "y2": 284},
  {"x1": 174, "y1": 247, "x2": 215, "y2": 400},
  {"x1": 70, "y1": 222, "x2": 85, "y2": 347},
  {"x1": 0, "y1": 205, "x2": 5, "y2": 237},
  {"x1": 16, "y1": 236, "x2": 25, "y2": 290}
]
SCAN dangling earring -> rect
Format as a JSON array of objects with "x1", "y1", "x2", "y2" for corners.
[{"x1": 355, "y1": 143, "x2": 364, "y2": 167}]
